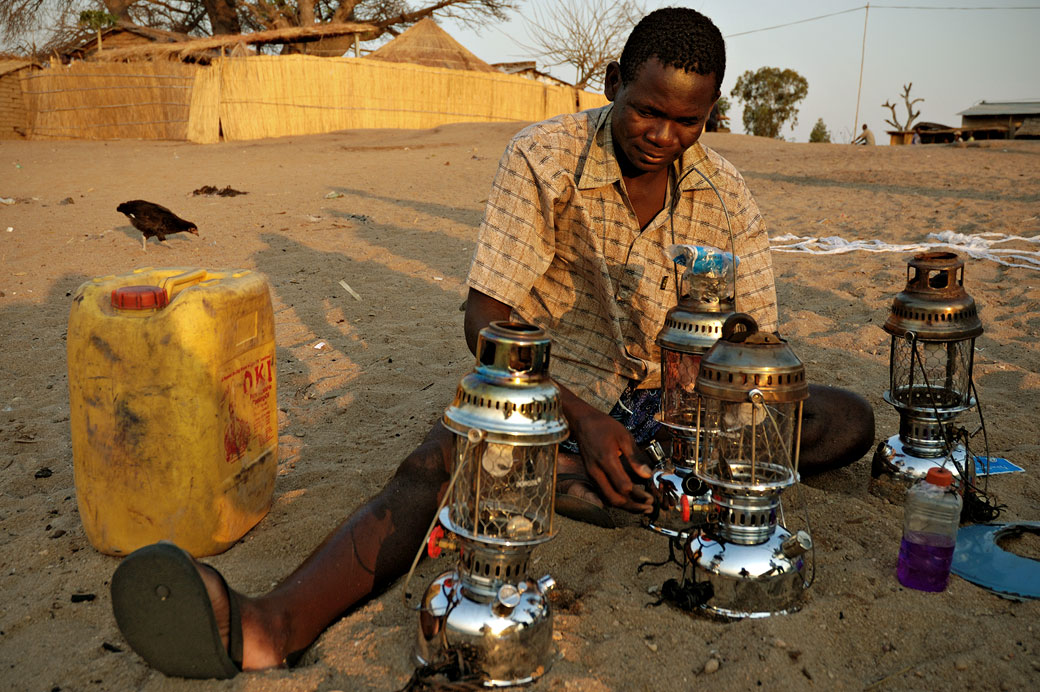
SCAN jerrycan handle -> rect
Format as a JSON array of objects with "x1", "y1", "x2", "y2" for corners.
[{"x1": 162, "y1": 269, "x2": 210, "y2": 301}]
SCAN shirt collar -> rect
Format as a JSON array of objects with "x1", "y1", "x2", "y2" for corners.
[{"x1": 577, "y1": 104, "x2": 720, "y2": 192}]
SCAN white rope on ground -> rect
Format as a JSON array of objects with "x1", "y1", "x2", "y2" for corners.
[{"x1": 771, "y1": 231, "x2": 1040, "y2": 271}]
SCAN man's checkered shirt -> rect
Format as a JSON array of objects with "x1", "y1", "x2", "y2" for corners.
[{"x1": 467, "y1": 105, "x2": 778, "y2": 412}]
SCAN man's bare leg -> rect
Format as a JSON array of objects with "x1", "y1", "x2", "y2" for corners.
[{"x1": 196, "y1": 423, "x2": 454, "y2": 670}]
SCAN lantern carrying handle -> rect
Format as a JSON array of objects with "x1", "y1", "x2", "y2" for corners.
[
  {"x1": 401, "y1": 427, "x2": 486, "y2": 611},
  {"x1": 669, "y1": 165, "x2": 739, "y2": 309},
  {"x1": 720, "y1": 312, "x2": 758, "y2": 342}
]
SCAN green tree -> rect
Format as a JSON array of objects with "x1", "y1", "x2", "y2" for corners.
[
  {"x1": 809, "y1": 117, "x2": 830, "y2": 143},
  {"x1": 730, "y1": 66, "x2": 809, "y2": 139},
  {"x1": 78, "y1": 9, "x2": 118, "y2": 52},
  {"x1": 714, "y1": 95, "x2": 730, "y2": 120}
]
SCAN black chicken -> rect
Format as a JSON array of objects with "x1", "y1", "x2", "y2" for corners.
[{"x1": 116, "y1": 200, "x2": 199, "y2": 251}]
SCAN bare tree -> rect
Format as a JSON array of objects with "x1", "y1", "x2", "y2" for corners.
[
  {"x1": 518, "y1": 0, "x2": 644, "y2": 90},
  {"x1": 1, "y1": 0, "x2": 519, "y2": 56},
  {"x1": 882, "y1": 83, "x2": 924, "y2": 132}
]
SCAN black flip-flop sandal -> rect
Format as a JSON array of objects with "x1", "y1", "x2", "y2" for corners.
[{"x1": 111, "y1": 542, "x2": 243, "y2": 679}]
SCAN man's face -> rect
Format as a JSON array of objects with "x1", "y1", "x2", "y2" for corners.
[{"x1": 605, "y1": 58, "x2": 718, "y2": 176}]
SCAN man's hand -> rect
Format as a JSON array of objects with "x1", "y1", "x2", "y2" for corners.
[{"x1": 561, "y1": 387, "x2": 654, "y2": 513}]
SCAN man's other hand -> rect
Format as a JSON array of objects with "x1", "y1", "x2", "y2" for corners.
[{"x1": 565, "y1": 395, "x2": 654, "y2": 513}]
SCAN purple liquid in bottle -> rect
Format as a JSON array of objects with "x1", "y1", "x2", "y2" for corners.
[{"x1": 897, "y1": 531, "x2": 955, "y2": 592}]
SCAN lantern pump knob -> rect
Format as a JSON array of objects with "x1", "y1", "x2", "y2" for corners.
[
  {"x1": 781, "y1": 530, "x2": 813, "y2": 558},
  {"x1": 494, "y1": 584, "x2": 522, "y2": 615},
  {"x1": 536, "y1": 574, "x2": 556, "y2": 594}
]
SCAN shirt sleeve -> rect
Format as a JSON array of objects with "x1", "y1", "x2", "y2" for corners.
[{"x1": 467, "y1": 136, "x2": 559, "y2": 310}]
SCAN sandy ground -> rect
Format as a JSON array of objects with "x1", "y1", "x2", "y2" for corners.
[{"x1": 1, "y1": 126, "x2": 1038, "y2": 692}]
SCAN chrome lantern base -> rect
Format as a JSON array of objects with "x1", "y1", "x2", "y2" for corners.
[
  {"x1": 689, "y1": 526, "x2": 812, "y2": 619},
  {"x1": 872, "y1": 434, "x2": 969, "y2": 484},
  {"x1": 689, "y1": 461, "x2": 812, "y2": 619},
  {"x1": 647, "y1": 465, "x2": 711, "y2": 538},
  {"x1": 646, "y1": 429, "x2": 712, "y2": 538},
  {"x1": 416, "y1": 571, "x2": 555, "y2": 687},
  {"x1": 873, "y1": 389, "x2": 974, "y2": 487},
  {"x1": 415, "y1": 509, "x2": 557, "y2": 687},
  {"x1": 416, "y1": 537, "x2": 555, "y2": 686}
]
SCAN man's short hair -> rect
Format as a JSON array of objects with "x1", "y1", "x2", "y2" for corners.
[{"x1": 619, "y1": 8, "x2": 726, "y2": 94}]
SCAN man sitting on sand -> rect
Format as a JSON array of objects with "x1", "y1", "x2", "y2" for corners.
[
  {"x1": 853, "y1": 123, "x2": 876, "y2": 145},
  {"x1": 110, "y1": 8, "x2": 875, "y2": 679}
]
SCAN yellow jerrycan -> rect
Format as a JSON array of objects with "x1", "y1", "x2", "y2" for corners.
[{"x1": 68, "y1": 267, "x2": 278, "y2": 557}]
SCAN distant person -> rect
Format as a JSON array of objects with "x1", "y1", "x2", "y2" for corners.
[
  {"x1": 853, "y1": 123, "x2": 875, "y2": 145},
  {"x1": 911, "y1": 128, "x2": 922, "y2": 145},
  {"x1": 953, "y1": 130, "x2": 963, "y2": 143}
]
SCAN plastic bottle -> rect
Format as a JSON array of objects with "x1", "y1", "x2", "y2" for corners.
[{"x1": 897, "y1": 468, "x2": 963, "y2": 592}]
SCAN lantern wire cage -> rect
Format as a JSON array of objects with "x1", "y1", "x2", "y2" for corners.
[{"x1": 903, "y1": 336, "x2": 1003, "y2": 522}]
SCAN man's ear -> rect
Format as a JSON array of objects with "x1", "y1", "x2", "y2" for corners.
[{"x1": 604, "y1": 61, "x2": 622, "y2": 101}]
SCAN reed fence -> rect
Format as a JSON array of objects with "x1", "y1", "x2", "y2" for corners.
[
  {"x1": 21, "y1": 61, "x2": 197, "y2": 140},
  {"x1": 18, "y1": 55, "x2": 608, "y2": 143}
]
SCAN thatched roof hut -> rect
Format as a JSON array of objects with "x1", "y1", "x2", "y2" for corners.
[
  {"x1": 366, "y1": 18, "x2": 498, "y2": 72},
  {"x1": 51, "y1": 22, "x2": 193, "y2": 63}
]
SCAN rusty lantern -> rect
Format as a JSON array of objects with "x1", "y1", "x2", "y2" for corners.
[{"x1": 872, "y1": 252, "x2": 983, "y2": 486}]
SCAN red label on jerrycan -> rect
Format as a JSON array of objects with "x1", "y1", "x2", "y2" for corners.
[{"x1": 67, "y1": 267, "x2": 278, "y2": 557}]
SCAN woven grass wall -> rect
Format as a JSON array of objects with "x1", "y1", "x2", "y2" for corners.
[
  {"x1": 13, "y1": 55, "x2": 607, "y2": 142},
  {"x1": 214, "y1": 55, "x2": 605, "y2": 142},
  {"x1": 21, "y1": 61, "x2": 197, "y2": 140},
  {"x1": 0, "y1": 62, "x2": 31, "y2": 139},
  {"x1": 577, "y1": 89, "x2": 609, "y2": 112},
  {"x1": 187, "y1": 66, "x2": 221, "y2": 144}
]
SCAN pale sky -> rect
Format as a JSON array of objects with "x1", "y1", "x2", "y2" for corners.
[{"x1": 444, "y1": 1, "x2": 1040, "y2": 143}]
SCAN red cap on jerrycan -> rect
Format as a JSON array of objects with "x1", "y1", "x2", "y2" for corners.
[{"x1": 111, "y1": 285, "x2": 168, "y2": 310}]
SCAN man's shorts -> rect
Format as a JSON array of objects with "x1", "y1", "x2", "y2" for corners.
[{"x1": 559, "y1": 384, "x2": 661, "y2": 455}]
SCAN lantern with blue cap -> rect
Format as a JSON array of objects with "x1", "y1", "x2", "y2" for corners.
[{"x1": 649, "y1": 245, "x2": 736, "y2": 537}]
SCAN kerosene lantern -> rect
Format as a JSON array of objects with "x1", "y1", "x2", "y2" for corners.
[
  {"x1": 415, "y1": 321, "x2": 568, "y2": 686},
  {"x1": 650, "y1": 246, "x2": 736, "y2": 537},
  {"x1": 686, "y1": 313, "x2": 814, "y2": 619},
  {"x1": 872, "y1": 252, "x2": 983, "y2": 486}
]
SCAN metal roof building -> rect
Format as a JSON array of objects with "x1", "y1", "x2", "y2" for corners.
[{"x1": 957, "y1": 100, "x2": 1040, "y2": 139}]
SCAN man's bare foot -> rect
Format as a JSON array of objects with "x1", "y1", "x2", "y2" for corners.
[
  {"x1": 194, "y1": 561, "x2": 291, "y2": 671},
  {"x1": 556, "y1": 452, "x2": 605, "y2": 507}
]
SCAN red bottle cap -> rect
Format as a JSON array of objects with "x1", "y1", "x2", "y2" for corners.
[
  {"x1": 924, "y1": 467, "x2": 954, "y2": 487},
  {"x1": 111, "y1": 285, "x2": 168, "y2": 310}
]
